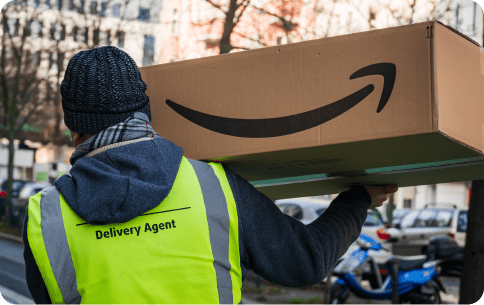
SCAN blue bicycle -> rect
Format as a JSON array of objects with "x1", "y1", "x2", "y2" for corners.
[{"x1": 330, "y1": 234, "x2": 457, "y2": 304}]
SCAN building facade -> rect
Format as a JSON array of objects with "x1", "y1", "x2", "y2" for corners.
[
  {"x1": 2, "y1": 0, "x2": 164, "y2": 76},
  {"x1": 157, "y1": 0, "x2": 482, "y2": 63},
  {"x1": 1, "y1": 0, "x2": 165, "y2": 181}
]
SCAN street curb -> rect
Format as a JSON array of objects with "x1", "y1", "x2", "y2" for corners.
[
  {"x1": 241, "y1": 297, "x2": 261, "y2": 304},
  {"x1": 0, "y1": 232, "x2": 23, "y2": 245}
]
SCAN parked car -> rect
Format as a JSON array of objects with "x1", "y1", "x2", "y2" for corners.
[
  {"x1": 0, "y1": 179, "x2": 30, "y2": 219},
  {"x1": 361, "y1": 210, "x2": 387, "y2": 242},
  {"x1": 381, "y1": 206, "x2": 468, "y2": 273},
  {"x1": 275, "y1": 199, "x2": 328, "y2": 224},
  {"x1": 276, "y1": 198, "x2": 389, "y2": 240},
  {"x1": 390, "y1": 208, "x2": 412, "y2": 228},
  {"x1": 11, "y1": 182, "x2": 51, "y2": 227}
]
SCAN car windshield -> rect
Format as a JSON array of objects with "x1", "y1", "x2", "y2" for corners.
[
  {"x1": 457, "y1": 211, "x2": 467, "y2": 232},
  {"x1": 315, "y1": 208, "x2": 326, "y2": 216},
  {"x1": 29, "y1": 186, "x2": 46, "y2": 197},
  {"x1": 432, "y1": 210, "x2": 453, "y2": 227},
  {"x1": 393, "y1": 209, "x2": 410, "y2": 220},
  {"x1": 364, "y1": 213, "x2": 381, "y2": 226},
  {"x1": 1, "y1": 180, "x2": 26, "y2": 191},
  {"x1": 413, "y1": 209, "x2": 438, "y2": 227},
  {"x1": 19, "y1": 185, "x2": 33, "y2": 198},
  {"x1": 399, "y1": 210, "x2": 419, "y2": 228}
]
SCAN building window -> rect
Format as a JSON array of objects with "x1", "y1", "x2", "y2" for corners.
[
  {"x1": 34, "y1": 51, "x2": 42, "y2": 66},
  {"x1": 72, "y1": 26, "x2": 78, "y2": 41},
  {"x1": 93, "y1": 29, "x2": 99, "y2": 45},
  {"x1": 142, "y1": 35, "x2": 154, "y2": 66},
  {"x1": 78, "y1": 0, "x2": 85, "y2": 13},
  {"x1": 50, "y1": 22, "x2": 65, "y2": 40},
  {"x1": 45, "y1": 0, "x2": 51, "y2": 9},
  {"x1": 24, "y1": 20, "x2": 32, "y2": 36},
  {"x1": 68, "y1": 0, "x2": 74, "y2": 10},
  {"x1": 276, "y1": 36, "x2": 282, "y2": 45},
  {"x1": 48, "y1": 52, "x2": 53, "y2": 69},
  {"x1": 49, "y1": 52, "x2": 64, "y2": 70},
  {"x1": 57, "y1": 0, "x2": 63, "y2": 10},
  {"x1": 116, "y1": 31, "x2": 124, "y2": 48},
  {"x1": 33, "y1": 0, "x2": 40, "y2": 7},
  {"x1": 50, "y1": 23, "x2": 55, "y2": 39},
  {"x1": 27, "y1": 50, "x2": 35, "y2": 65},
  {"x1": 100, "y1": 30, "x2": 110, "y2": 45},
  {"x1": 138, "y1": 8, "x2": 150, "y2": 22},
  {"x1": 57, "y1": 52, "x2": 64, "y2": 71},
  {"x1": 100, "y1": 2, "x2": 106, "y2": 16},
  {"x1": 4, "y1": 19, "x2": 19, "y2": 37},
  {"x1": 171, "y1": 8, "x2": 178, "y2": 35},
  {"x1": 403, "y1": 199, "x2": 412, "y2": 209},
  {"x1": 112, "y1": 4, "x2": 120, "y2": 17},
  {"x1": 31, "y1": 20, "x2": 43, "y2": 38},
  {"x1": 90, "y1": 1, "x2": 97, "y2": 14},
  {"x1": 14, "y1": 19, "x2": 20, "y2": 36},
  {"x1": 79, "y1": 27, "x2": 88, "y2": 43}
]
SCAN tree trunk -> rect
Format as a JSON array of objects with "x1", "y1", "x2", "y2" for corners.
[
  {"x1": 218, "y1": 0, "x2": 241, "y2": 54},
  {"x1": 459, "y1": 180, "x2": 484, "y2": 304}
]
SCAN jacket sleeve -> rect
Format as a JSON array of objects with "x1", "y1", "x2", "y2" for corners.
[
  {"x1": 22, "y1": 212, "x2": 53, "y2": 304},
  {"x1": 224, "y1": 166, "x2": 371, "y2": 287}
]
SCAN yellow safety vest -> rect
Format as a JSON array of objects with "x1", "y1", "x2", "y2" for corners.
[{"x1": 27, "y1": 157, "x2": 242, "y2": 304}]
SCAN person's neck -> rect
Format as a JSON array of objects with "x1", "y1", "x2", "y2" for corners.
[{"x1": 74, "y1": 134, "x2": 93, "y2": 148}]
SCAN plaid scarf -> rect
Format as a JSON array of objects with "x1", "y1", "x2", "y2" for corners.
[{"x1": 70, "y1": 112, "x2": 161, "y2": 165}]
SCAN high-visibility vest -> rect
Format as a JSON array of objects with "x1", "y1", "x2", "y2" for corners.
[{"x1": 27, "y1": 157, "x2": 243, "y2": 304}]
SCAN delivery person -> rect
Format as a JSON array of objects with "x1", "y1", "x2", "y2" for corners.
[{"x1": 23, "y1": 46, "x2": 398, "y2": 304}]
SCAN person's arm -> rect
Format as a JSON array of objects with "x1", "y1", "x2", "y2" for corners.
[
  {"x1": 224, "y1": 166, "x2": 372, "y2": 287},
  {"x1": 23, "y1": 212, "x2": 52, "y2": 304}
]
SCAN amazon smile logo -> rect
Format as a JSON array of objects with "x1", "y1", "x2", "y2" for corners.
[{"x1": 166, "y1": 63, "x2": 396, "y2": 138}]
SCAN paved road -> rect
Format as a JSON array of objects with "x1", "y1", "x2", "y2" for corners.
[{"x1": 0, "y1": 238, "x2": 33, "y2": 302}]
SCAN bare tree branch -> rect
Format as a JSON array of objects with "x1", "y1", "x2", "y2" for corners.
[{"x1": 203, "y1": 0, "x2": 225, "y2": 14}]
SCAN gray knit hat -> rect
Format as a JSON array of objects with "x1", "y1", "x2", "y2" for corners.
[{"x1": 61, "y1": 46, "x2": 151, "y2": 135}]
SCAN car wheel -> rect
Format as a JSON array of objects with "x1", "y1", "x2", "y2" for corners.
[
  {"x1": 426, "y1": 285, "x2": 441, "y2": 304},
  {"x1": 418, "y1": 280, "x2": 442, "y2": 304},
  {"x1": 330, "y1": 283, "x2": 349, "y2": 304}
]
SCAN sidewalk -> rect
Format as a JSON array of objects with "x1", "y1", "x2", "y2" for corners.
[
  {"x1": 241, "y1": 271, "x2": 460, "y2": 304},
  {"x1": 0, "y1": 232, "x2": 23, "y2": 245}
]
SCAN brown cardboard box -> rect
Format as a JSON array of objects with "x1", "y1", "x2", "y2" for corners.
[{"x1": 140, "y1": 21, "x2": 484, "y2": 200}]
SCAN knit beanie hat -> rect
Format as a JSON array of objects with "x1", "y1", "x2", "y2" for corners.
[{"x1": 61, "y1": 46, "x2": 152, "y2": 135}]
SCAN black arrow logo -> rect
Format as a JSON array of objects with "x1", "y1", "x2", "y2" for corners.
[{"x1": 166, "y1": 63, "x2": 396, "y2": 138}]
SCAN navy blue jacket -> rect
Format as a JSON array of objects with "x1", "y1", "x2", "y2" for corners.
[{"x1": 23, "y1": 138, "x2": 371, "y2": 304}]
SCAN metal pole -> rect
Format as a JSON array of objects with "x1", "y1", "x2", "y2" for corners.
[{"x1": 391, "y1": 258, "x2": 399, "y2": 304}]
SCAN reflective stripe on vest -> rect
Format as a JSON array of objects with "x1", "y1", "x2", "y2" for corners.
[
  {"x1": 27, "y1": 157, "x2": 242, "y2": 304},
  {"x1": 27, "y1": 186, "x2": 81, "y2": 304}
]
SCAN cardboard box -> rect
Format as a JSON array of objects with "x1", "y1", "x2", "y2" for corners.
[{"x1": 140, "y1": 21, "x2": 484, "y2": 200}]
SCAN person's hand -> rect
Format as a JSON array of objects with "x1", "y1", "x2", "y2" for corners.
[{"x1": 364, "y1": 184, "x2": 398, "y2": 209}]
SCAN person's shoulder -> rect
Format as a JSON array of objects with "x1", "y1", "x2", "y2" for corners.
[{"x1": 33, "y1": 184, "x2": 62, "y2": 203}]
